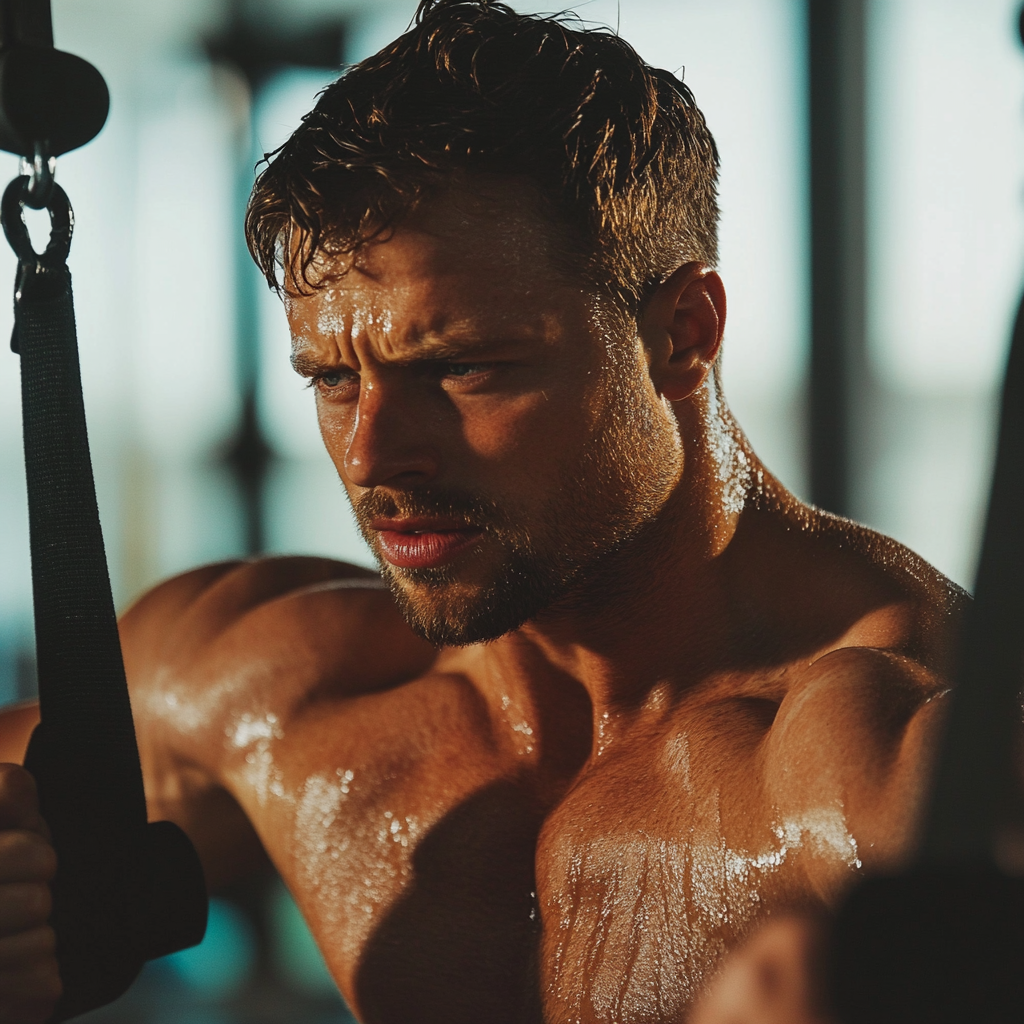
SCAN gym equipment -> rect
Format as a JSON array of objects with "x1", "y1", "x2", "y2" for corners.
[{"x1": 0, "y1": 1, "x2": 208, "y2": 1019}]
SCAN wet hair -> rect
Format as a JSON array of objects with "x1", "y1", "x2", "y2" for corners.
[{"x1": 245, "y1": 0, "x2": 720, "y2": 317}]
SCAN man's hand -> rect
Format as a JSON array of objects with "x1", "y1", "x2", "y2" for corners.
[
  {"x1": 689, "y1": 917, "x2": 833, "y2": 1024},
  {"x1": 0, "y1": 765, "x2": 60, "y2": 1024}
]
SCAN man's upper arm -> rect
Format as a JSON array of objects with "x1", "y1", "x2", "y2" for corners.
[
  {"x1": 0, "y1": 562, "x2": 252, "y2": 767},
  {"x1": 121, "y1": 556, "x2": 383, "y2": 889}
]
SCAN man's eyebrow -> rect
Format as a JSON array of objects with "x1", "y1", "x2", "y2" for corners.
[
  {"x1": 397, "y1": 332, "x2": 532, "y2": 362},
  {"x1": 289, "y1": 333, "x2": 530, "y2": 376},
  {"x1": 290, "y1": 350, "x2": 340, "y2": 377},
  {"x1": 400, "y1": 338, "x2": 490, "y2": 361}
]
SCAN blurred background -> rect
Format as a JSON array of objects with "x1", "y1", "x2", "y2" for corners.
[{"x1": 1, "y1": 0, "x2": 1022, "y2": 1020}]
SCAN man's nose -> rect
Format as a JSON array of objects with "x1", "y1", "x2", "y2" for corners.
[{"x1": 341, "y1": 379, "x2": 440, "y2": 488}]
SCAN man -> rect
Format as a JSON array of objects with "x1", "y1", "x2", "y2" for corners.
[{"x1": 0, "y1": 2, "x2": 963, "y2": 1022}]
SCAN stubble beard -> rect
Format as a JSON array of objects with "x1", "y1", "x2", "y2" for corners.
[
  {"x1": 351, "y1": 365, "x2": 682, "y2": 648},
  {"x1": 353, "y1": 487, "x2": 583, "y2": 647}
]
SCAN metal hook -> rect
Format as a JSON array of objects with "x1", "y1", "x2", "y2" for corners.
[
  {"x1": 2, "y1": 175, "x2": 74, "y2": 352},
  {"x1": 20, "y1": 145, "x2": 57, "y2": 210}
]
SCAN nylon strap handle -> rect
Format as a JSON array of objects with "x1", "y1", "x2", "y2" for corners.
[
  {"x1": 0, "y1": 5, "x2": 207, "y2": 1018},
  {"x1": 4, "y1": 175, "x2": 207, "y2": 1021}
]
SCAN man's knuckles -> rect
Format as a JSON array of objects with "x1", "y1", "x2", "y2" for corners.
[
  {"x1": 0, "y1": 998, "x2": 60, "y2": 1024},
  {"x1": 0, "y1": 770, "x2": 44, "y2": 836},
  {"x1": 0, "y1": 928, "x2": 55, "y2": 969},
  {"x1": 0, "y1": 928, "x2": 60, "y2": 1024},
  {"x1": 689, "y1": 917, "x2": 832, "y2": 1024},
  {"x1": 0, "y1": 835, "x2": 54, "y2": 886},
  {"x1": 0, "y1": 886, "x2": 50, "y2": 938},
  {"x1": 0, "y1": 772, "x2": 56, "y2": 1024},
  {"x1": 0, "y1": 1000, "x2": 59, "y2": 1024}
]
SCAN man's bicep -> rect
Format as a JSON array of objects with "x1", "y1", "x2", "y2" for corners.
[
  {"x1": 121, "y1": 562, "x2": 265, "y2": 890},
  {"x1": 121, "y1": 557, "x2": 386, "y2": 890},
  {"x1": 0, "y1": 697, "x2": 269, "y2": 893}
]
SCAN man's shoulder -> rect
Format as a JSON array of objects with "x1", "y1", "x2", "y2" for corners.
[
  {"x1": 810, "y1": 507, "x2": 967, "y2": 614},
  {"x1": 778, "y1": 504, "x2": 962, "y2": 713},
  {"x1": 761, "y1": 643, "x2": 948, "y2": 889},
  {"x1": 122, "y1": 555, "x2": 387, "y2": 640},
  {"x1": 120, "y1": 556, "x2": 436, "y2": 745},
  {"x1": 751, "y1": 491, "x2": 969, "y2": 676},
  {"x1": 770, "y1": 644, "x2": 946, "y2": 759},
  {"x1": 676, "y1": 497, "x2": 966, "y2": 901}
]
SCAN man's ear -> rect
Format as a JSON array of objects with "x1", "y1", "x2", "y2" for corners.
[{"x1": 640, "y1": 264, "x2": 726, "y2": 403}]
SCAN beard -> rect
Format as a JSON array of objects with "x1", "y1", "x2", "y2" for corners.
[
  {"x1": 352, "y1": 485, "x2": 573, "y2": 646},
  {"x1": 351, "y1": 359, "x2": 683, "y2": 647}
]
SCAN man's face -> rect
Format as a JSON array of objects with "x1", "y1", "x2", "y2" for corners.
[{"x1": 285, "y1": 183, "x2": 684, "y2": 645}]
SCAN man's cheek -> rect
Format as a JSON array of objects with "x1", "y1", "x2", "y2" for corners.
[
  {"x1": 317, "y1": 410, "x2": 355, "y2": 478},
  {"x1": 458, "y1": 391, "x2": 583, "y2": 463}
]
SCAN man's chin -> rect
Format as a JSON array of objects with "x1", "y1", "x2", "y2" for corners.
[
  {"x1": 378, "y1": 567, "x2": 514, "y2": 646},
  {"x1": 377, "y1": 556, "x2": 563, "y2": 648}
]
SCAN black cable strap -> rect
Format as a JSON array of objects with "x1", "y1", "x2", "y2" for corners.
[{"x1": 4, "y1": 174, "x2": 207, "y2": 1022}]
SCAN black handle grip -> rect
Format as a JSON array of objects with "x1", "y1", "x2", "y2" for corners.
[{"x1": 24, "y1": 731, "x2": 208, "y2": 1021}]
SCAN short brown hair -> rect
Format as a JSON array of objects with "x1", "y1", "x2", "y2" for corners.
[{"x1": 245, "y1": 0, "x2": 719, "y2": 316}]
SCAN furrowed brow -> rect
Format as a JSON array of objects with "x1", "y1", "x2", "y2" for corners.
[
  {"x1": 395, "y1": 333, "x2": 524, "y2": 363},
  {"x1": 397, "y1": 341, "x2": 481, "y2": 363},
  {"x1": 290, "y1": 350, "x2": 341, "y2": 378}
]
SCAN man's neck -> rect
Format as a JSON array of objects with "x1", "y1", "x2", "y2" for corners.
[{"x1": 477, "y1": 383, "x2": 758, "y2": 715}]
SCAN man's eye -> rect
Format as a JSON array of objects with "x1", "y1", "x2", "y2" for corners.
[
  {"x1": 309, "y1": 370, "x2": 354, "y2": 394},
  {"x1": 444, "y1": 363, "x2": 488, "y2": 378}
]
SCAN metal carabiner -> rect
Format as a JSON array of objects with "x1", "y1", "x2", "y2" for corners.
[
  {"x1": 1, "y1": 173, "x2": 74, "y2": 269},
  {"x1": 2, "y1": 174, "x2": 74, "y2": 351}
]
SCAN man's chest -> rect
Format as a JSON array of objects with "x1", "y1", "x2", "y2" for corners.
[
  {"x1": 264, "y1": 759, "x2": 547, "y2": 1022},
  {"x1": 532, "y1": 746, "x2": 808, "y2": 1023},
  {"x1": 222, "y1": 690, "x2": 833, "y2": 1024}
]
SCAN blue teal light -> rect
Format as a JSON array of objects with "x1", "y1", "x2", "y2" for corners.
[
  {"x1": 269, "y1": 880, "x2": 338, "y2": 996},
  {"x1": 161, "y1": 897, "x2": 257, "y2": 998}
]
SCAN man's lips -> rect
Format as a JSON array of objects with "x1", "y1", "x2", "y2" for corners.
[{"x1": 372, "y1": 518, "x2": 484, "y2": 570}]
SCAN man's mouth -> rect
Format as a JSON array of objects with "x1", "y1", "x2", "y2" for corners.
[{"x1": 372, "y1": 517, "x2": 484, "y2": 570}]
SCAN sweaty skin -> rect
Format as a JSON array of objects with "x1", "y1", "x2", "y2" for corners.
[{"x1": 0, "y1": 183, "x2": 961, "y2": 1024}]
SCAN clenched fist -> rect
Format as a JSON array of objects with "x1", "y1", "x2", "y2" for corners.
[{"x1": 0, "y1": 764, "x2": 60, "y2": 1024}]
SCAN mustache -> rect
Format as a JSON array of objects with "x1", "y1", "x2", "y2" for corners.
[{"x1": 352, "y1": 487, "x2": 513, "y2": 533}]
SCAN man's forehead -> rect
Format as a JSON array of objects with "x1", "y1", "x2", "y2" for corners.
[
  {"x1": 285, "y1": 184, "x2": 590, "y2": 354},
  {"x1": 287, "y1": 275, "x2": 572, "y2": 364}
]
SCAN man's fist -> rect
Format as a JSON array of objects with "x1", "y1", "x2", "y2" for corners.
[{"x1": 0, "y1": 765, "x2": 60, "y2": 1024}]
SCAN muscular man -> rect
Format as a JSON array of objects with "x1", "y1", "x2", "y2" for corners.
[{"x1": 0, "y1": 2, "x2": 962, "y2": 1022}]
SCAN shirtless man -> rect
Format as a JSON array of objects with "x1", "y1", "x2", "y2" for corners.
[{"x1": 0, "y1": 2, "x2": 963, "y2": 1022}]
